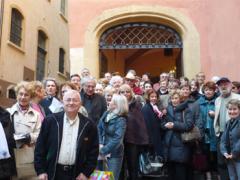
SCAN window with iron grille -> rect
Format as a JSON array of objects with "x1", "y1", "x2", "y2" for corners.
[
  {"x1": 36, "y1": 31, "x2": 47, "y2": 81},
  {"x1": 59, "y1": 48, "x2": 65, "y2": 74},
  {"x1": 10, "y1": 8, "x2": 23, "y2": 46},
  {"x1": 60, "y1": 0, "x2": 66, "y2": 15},
  {"x1": 100, "y1": 23, "x2": 182, "y2": 49}
]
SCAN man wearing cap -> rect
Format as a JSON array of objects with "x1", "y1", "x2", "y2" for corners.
[
  {"x1": 214, "y1": 77, "x2": 240, "y2": 180},
  {"x1": 124, "y1": 72, "x2": 143, "y2": 95}
]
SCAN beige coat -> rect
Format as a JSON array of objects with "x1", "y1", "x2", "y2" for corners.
[
  {"x1": 7, "y1": 103, "x2": 41, "y2": 144},
  {"x1": 213, "y1": 92, "x2": 240, "y2": 137}
]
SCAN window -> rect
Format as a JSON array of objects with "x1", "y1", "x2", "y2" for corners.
[
  {"x1": 36, "y1": 31, "x2": 47, "y2": 81},
  {"x1": 59, "y1": 48, "x2": 65, "y2": 74},
  {"x1": 60, "y1": 0, "x2": 66, "y2": 15},
  {"x1": 10, "y1": 8, "x2": 23, "y2": 46}
]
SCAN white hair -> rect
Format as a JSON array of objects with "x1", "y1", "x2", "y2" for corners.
[
  {"x1": 80, "y1": 76, "x2": 96, "y2": 86},
  {"x1": 109, "y1": 75, "x2": 123, "y2": 86},
  {"x1": 111, "y1": 94, "x2": 128, "y2": 116}
]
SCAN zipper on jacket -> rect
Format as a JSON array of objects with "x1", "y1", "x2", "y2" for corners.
[{"x1": 52, "y1": 117, "x2": 60, "y2": 180}]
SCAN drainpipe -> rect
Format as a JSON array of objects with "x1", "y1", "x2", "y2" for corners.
[{"x1": 0, "y1": 0, "x2": 5, "y2": 51}]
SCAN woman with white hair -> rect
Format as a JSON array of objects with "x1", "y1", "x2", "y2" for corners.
[
  {"x1": 98, "y1": 94, "x2": 128, "y2": 180},
  {"x1": 109, "y1": 75, "x2": 123, "y2": 93}
]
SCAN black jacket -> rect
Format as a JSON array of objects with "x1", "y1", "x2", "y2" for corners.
[
  {"x1": 162, "y1": 103, "x2": 194, "y2": 163},
  {"x1": 34, "y1": 111, "x2": 99, "y2": 180},
  {"x1": 0, "y1": 106, "x2": 16, "y2": 178},
  {"x1": 80, "y1": 92, "x2": 107, "y2": 124},
  {"x1": 142, "y1": 103, "x2": 163, "y2": 156},
  {"x1": 220, "y1": 116, "x2": 240, "y2": 161}
]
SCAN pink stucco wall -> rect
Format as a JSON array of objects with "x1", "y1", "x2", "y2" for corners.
[{"x1": 69, "y1": 0, "x2": 240, "y2": 81}]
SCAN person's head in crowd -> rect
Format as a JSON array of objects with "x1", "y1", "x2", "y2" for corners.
[
  {"x1": 142, "y1": 73, "x2": 150, "y2": 82},
  {"x1": 170, "y1": 90, "x2": 182, "y2": 107},
  {"x1": 159, "y1": 80, "x2": 168, "y2": 94},
  {"x1": 28, "y1": 81, "x2": 45, "y2": 103},
  {"x1": 232, "y1": 81, "x2": 240, "y2": 94},
  {"x1": 179, "y1": 76, "x2": 189, "y2": 86},
  {"x1": 143, "y1": 81, "x2": 153, "y2": 94},
  {"x1": 70, "y1": 74, "x2": 81, "y2": 91},
  {"x1": 119, "y1": 84, "x2": 134, "y2": 102},
  {"x1": 139, "y1": 81, "x2": 145, "y2": 91},
  {"x1": 216, "y1": 77, "x2": 232, "y2": 97},
  {"x1": 127, "y1": 69, "x2": 136, "y2": 76},
  {"x1": 95, "y1": 83, "x2": 104, "y2": 96},
  {"x1": 81, "y1": 77, "x2": 96, "y2": 96},
  {"x1": 124, "y1": 72, "x2": 137, "y2": 88},
  {"x1": 59, "y1": 82, "x2": 77, "y2": 101},
  {"x1": 227, "y1": 99, "x2": 240, "y2": 119},
  {"x1": 146, "y1": 89, "x2": 159, "y2": 105},
  {"x1": 104, "y1": 72, "x2": 112, "y2": 82},
  {"x1": 190, "y1": 79, "x2": 199, "y2": 93},
  {"x1": 202, "y1": 81, "x2": 217, "y2": 100},
  {"x1": 179, "y1": 83, "x2": 191, "y2": 101},
  {"x1": 15, "y1": 81, "x2": 32, "y2": 109},
  {"x1": 168, "y1": 71, "x2": 175, "y2": 82},
  {"x1": 168, "y1": 81, "x2": 180, "y2": 95},
  {"x1": 43, "y1": 78, "x2": 58, "y2": 97},
  {"x1": 81, "y1": 68, "x2": 90, "y2": 78},
  {"x1": 63, "y1": 90, "x2": 81, "y2": 119},
  {"x1": 211, "y1": 76, "x2": 220, "y2": 84},
  {"x1": 109, "y1": 75, "x2": 123, "y2": 92},
  {"x1": 104, "y1": 86, "x2": 115, "y2": 107},
  {"x1": 108, "y1": 94, "x2": 128, "y2": 116},
  {"x1": 160, "y1": 72, "x2": 169, "y2": 82},
  {"x1": 196, "y1": 72, "x2": 206, "y2": 86},
  {"x1": 98, "y1": 78, "x2": 108, "y2": 88}
]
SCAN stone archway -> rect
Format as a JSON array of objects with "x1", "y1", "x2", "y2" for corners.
[{"x1": 84, "y1": 5, "x2": 200, "y2": 78}]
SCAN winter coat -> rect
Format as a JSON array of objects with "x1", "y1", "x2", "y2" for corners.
[
  {"x1": 182, "y1": 98, "x2": 204, "y2": 137},
  {"x1": 142, "y1": 103, "x2": 163, "y2": 156},
  {"x1": 197, "y1": 95, "x2": 217, "y2": 151},
  {"x1": 98, "y1": 111, "x2": 127, "y2": 158},
  {"x1": 34, "y1": 111, "x2": 99, "y2": 180},
  {"x1": 0, "y1": 106, "x2": 16, "y2": 178},
  {"x1": 80, "y1": 92, "x2": 107, "y2": 124},
  {"x1": 162, "y1": 103, "x2": 194, "y2": 163},
  {"x1": 220, "y1": 116, "x2": 240, "y2": 161},
  {"x1": 124, "y1": 98, "x2": 149, "y2": 145}
]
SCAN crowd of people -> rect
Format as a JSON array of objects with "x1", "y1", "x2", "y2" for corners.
[{"x1": 0, "y1": 68, "x2": 240, "y2": 180}]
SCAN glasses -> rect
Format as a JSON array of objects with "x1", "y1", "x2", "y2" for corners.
[
  {"x1": 64, "y1": 98, "x2": 80, "y2": 103},
  {"x1": 120, "y1": 90, "x2": 130, "y2": 94}
]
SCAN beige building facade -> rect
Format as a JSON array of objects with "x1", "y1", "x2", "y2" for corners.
[{"x1": 0, "y1": 0, "x2": 70, "y2": 99}]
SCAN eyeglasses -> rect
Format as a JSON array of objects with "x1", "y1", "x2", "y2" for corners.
[
  {"x1": 120, "y1": 90, "x2": 130, "y2": 94},
  {"x1": 64, "y1": 98, "x2": 80, "y2": 103}
]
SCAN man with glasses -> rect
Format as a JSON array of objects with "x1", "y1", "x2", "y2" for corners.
[
  {"x1": 35, "y1": 90, "x2": 98, "y2": 180},
  {"x1": 80, "y1": 77, "x2": 107, "y2": 124}
]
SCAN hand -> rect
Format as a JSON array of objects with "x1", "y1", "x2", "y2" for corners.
[
  {"x1": 165, "y1": 122, "x2": 174, "y2": 129},
  {"x1": 76, "y1": 173, "x2": 88, "y2": 180},
  {"x1": 38, "y1": 173, "x2": 48, "y2": 180},
  {"x1": 162, "y1": 109, "x2": 167, "y2": 115},
  {"x1": 208, "y1": 110, "x2": 215, "y2": 118},
  {"x1": 224, "y1": 153, "x2": 232, "y2": 159}
]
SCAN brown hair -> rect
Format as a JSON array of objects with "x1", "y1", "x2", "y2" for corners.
[
  {"x1": 202, "y1": 81, "x2": 217, "y2": 92},
  {"x1": 145, "y1": 89, "x2": 159, "y2": 103}
]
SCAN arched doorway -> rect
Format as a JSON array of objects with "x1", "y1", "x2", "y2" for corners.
[
  {"x1": 99, "y1": 23, "x2": 183, "y2": 79},
  {"x1": 83, "y1": 5, "x2": 200, "y2": 79}
]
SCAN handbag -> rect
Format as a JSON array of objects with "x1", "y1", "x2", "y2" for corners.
[
  {"x1": 139, "y1": 151, "x2": 167, "y2": 177},
  {"x1": 181, "y1": 111, "x2": 201, "y2": 143},
  {"x1": 90, "y1": 159, "x2": 114, "y2": 180},
  {"x1": 14, "y1": 146, "x2": 36, "y2": 178}
]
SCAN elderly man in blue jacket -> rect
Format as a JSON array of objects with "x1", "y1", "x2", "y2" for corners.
[{"x1": 34, "y1": 90, "x2": 98, "y2": 180}]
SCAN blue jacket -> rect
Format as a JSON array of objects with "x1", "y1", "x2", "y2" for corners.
[
  {"x1": 162, "y1": 103, "x2": 194, "y2": 163},
  {"x1": 197, "y1": 96, "x2": 217, "y2": 151},
  {"x1": 34, "y1": 112, "x2": 99, "y2": 180},
  {"x1": 220, "y1": 116, "x2": 240, "y2": 161},
  {"x1": 98, "y1": 111, "x2": 127, "y2": 158}
]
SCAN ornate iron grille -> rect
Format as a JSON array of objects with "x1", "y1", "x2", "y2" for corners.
[{"x1": 99, "y1": 23, "x2": 182, "y2": 49}]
